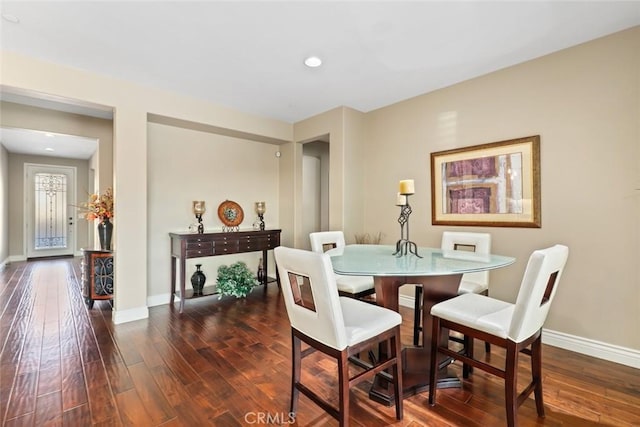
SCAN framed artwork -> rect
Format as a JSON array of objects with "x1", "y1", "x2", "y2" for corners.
[{"x1": 431, "y1": 135, "x2": 541, "y2": 228}]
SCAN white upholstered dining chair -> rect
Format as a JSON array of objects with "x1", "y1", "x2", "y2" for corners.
[
  {"x1": 274, "y1": 246, "x2": 403, "y2": 426},
  {"x1": 309, "y1": 231, "x2": 376, "y2": 300},
  {"x1": 428, "y1": 244, "x2": 569, "y2": 427},
  {"x1": 413, "y1": 231, "x2": 492, "y2": 356}
]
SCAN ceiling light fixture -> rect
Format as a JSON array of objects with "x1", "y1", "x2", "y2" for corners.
[
  {"x1": 45, "y1": 147, "x2": 54, "y2": 152},
  {"x1": 1, "y1": 13, "x2": 20, "y2": 24},
  {"x1": 304, "y1": 56, "x2": 322, "y2": 68}
]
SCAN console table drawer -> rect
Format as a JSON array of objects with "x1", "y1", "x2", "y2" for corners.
[
  {"x1": 186, "y1": 240, "x2": 212, "y2": 249},
  {"x1": 214, "y1": 241, "x2": 240, "y2": 255},
  {"x1": 265, "y1": 233, "x2": 280, "y2": 248},
  {"x1": 186, "y1": 247, "x2": 214, "y2": 257},
  {"x1": 185, "y1": 240, "x2": 214, "y2": 257}
]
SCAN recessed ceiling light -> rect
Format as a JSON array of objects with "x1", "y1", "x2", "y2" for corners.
[
  {"x1": 2, "y1": 13, "x2": 20, "y2": 24},
  {"x1": 304, "y1": 56, "x2": 322, "y2": 68},
  {"x1": 45, "y1": 147, "x2": 54, "y2": 152},
  {"x1": 45, "y1": 133, "x2": 55, "y2": 137}
]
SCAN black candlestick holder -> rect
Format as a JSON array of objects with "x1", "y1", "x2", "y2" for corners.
[
  {"x1": 393, "y1": 195, "x2": 421, "y2": 258},
  {"x1": 196, "y1": 213, "x2": 204, "y2": 234},
  {"x1": 258, "y1": 213, "x2": 265, "y2": 231}
]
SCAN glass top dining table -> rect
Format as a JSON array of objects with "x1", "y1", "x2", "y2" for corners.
[
  {"x1": 326, "y1": 244, "x2": 515, "y2": 404},
  {"x1": 328, "y1": 244, "x2": 515, "y2": 277}
]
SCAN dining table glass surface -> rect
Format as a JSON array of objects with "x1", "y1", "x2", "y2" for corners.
[{"x1": 327, "y1": 244, "x2": 515, "y2": 276}]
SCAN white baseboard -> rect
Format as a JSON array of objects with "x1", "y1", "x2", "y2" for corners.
[
  {"x1": 399, "y1": 293, "x2": 415, "y2": 309},
  {"x1": 147, "y1": 292, "x2": 180, "y2": 308},
  {"x1": 113, "y1": 305, "x2": 149, "y2": 325},
  {"x1": 400, "y1": 294, "x2": 640, "y2": 369},
  {"x1": 8, "y1": 255, "x2": 26, "y2": 262},
  {"x1": 542, "y1": 329, "x2": 640, "y2": 369}
]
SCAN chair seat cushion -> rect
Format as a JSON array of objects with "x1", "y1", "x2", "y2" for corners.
[
  {"x1": 458, "y1": 279, "x2": 489, "y2": 295},
  {"x1": 335, "y1": 274, "x2": 375, "y2": 294},
  {"x1": 340, "y1": 297, "x2": 402, "y2": 346},
  {"x1": 431, "y1": 293, "x2": 514, "y2": 339}
]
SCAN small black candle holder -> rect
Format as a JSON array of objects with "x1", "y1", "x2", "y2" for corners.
[
  {"x1": 255, "y1": 202, "x2": 266, "y2": 231},
  {"x1": 393, "y1": 195, "x2": 421, "y2": 258},
  {"x1": 192, "y1": 201, "x2": 206, "y2": 234},
  {"x1": 195, "y1": 213, "x2": 204, "y2": 234}
]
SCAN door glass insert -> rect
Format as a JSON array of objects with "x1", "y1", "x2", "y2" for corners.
[{"x1": 34, "y1": 172, "x2": 68, "y2": 250}]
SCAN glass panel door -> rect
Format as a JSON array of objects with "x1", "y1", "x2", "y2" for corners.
[{"x1": 26, "y1": 164, "x2": 76, "y2": 258}]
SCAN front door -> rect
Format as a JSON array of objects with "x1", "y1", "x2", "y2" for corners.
[{"x1": 25, "y1": 164, "x2": 76, "y2": 258}]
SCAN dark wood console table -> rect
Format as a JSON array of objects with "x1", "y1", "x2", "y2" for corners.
[{"x1": 169, "y1": 229, "x2": 281, "y2": 313}]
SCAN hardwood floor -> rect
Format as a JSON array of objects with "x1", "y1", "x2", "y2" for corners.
[{"x1": 1, "y1": 258, "x2": 639, "y2": 426}]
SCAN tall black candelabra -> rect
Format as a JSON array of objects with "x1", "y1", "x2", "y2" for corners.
[{"x1": 393, "y1": 195, "x2": 421, "y2": 257}]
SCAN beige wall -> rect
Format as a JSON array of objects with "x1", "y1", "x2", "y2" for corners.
[
  {"x1": 0, "y1": 144, "x2": 8, "y2": 265},
  {"x1": 362, "y1": 27, "x2": 640, "y2": 350},
  {"x1": 147, "y1": 122, "x2": 280, "y2": 302},
  {"x1": 292, "y1": 107, "x2": 368, "y2": 247}
]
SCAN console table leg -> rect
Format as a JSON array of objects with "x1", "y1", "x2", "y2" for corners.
[
  {"x1": 179, "y1": 257, "x2": 186, "y2": 313},
  {"x1": 170, "y1": 256, "x2": 176, "y2": 306}
]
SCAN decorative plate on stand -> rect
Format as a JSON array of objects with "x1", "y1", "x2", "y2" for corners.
[{"x1": 217, "y1": 200, "x2": 244, "y2": 231}]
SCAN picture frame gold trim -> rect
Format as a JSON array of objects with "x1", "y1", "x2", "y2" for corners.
[{"x1": 431, "y1": 135, "x2": 541, "y2": 228}]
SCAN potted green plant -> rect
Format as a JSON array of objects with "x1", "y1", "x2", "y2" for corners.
[{"x1": 216, "y1": 261, "x2": 259, "y2": 299}]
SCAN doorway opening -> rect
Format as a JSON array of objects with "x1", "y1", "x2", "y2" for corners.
[{"x1": 302, "y1": 140, "x2": 329, "y2": 249}]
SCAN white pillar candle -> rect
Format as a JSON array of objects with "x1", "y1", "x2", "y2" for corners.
[
  {"x1": 399, "y1": 179, "x2": 415, "y2": 195},
  {"x1": 396, "y1": 193, "x2": 407, "y2": 206},
  {"x1": 193, "y1": 201, "x2": 206, "y2": 214}
]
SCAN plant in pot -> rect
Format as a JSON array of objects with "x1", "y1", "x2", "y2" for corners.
[{"x1": 216, "y1": 261, "x2": 259, "y2": 299}]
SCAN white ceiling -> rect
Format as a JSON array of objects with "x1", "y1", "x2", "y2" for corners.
[
  {"x1": 1, "y1": 1, "x2": 639, "y2": 157},
  {"x1": 0, "y1": 127, "x2": 98, "y2": 160}
]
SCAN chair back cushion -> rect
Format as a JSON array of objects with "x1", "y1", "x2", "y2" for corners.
[
  {"x1": 309, "y1": 231, "x2": 346, "y2": 254},
  {"x1": 441, "y1": 231, "x2": 491, "y2": 288},
  {"x1": 509, "y1": 244, "x2": 569, "y2": 342},
  {"x1": 274, "y1": 246, "x2": 349, "y2": 350}
]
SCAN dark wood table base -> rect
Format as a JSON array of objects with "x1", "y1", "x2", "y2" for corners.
[{"x1": 370, "y1": 274, "x2": 464, "y2": 404}]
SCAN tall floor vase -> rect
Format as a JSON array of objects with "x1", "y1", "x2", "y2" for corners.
[{"x1": 97, "y1": 218, "x2": 113, "y2": 250}]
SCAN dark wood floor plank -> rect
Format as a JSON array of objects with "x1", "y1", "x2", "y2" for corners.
[
  {"x1": 126, "y1": 362, "x2": 176, "y2": 425},
  {"x1": 148, "y1": 338, "x2": 200, "y2": 386},
  {"x1": 4, "y1": 370, "x2": 37, "y2": 421},
  {"x1": 36, "y1": 355, "x2": 61, "y2": 397},
  {"x1": 2, "y1": 412, "x2": 34, "y2": 427},
  {"x1": 61, "y1": 403, "x2": 92, "y2": 426},
  {"x1": 1, "y1": 257, "x2": 639, "y2": 426},
  {"x1": 61, "y1": 354, "x2": 88, "y2": 411},
  {"x1": 84, "y1": 359, "x2": 117, "y2": 425},
  {"x1": 148, "y1": 364, "x2": 191, "y2": 408},
  {"x1": 34, "y1": 390, "x2": 62, "y2": 426},
  {"x1": 113, "y1": 388, "x2": 154, "y2": 427}
]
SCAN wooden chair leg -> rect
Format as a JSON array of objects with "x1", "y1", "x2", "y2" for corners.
[
  {"x1": 462, "y1": 335, "x2": 474, "y2": 378},
  {"x1": 531, "y1": 335, "x2": 545, "y2": 418},
  {"x1": 505, "y1": 342, "x2": 519, "y2": 427},
  {"x1": 428, "y1": 316, "x2": 441, "y2": 406},
  {"x1": 338, "y1": 351, "x2": 349, "y2": 427},
  {"x1": 291, "y1": 333, "x2": 301, "y2": 414},
  {"x1": 413, "y1": 286, "x2": 422, "y2": 346},
  {"x1": 392, "y1": 330, "x2": 404, "y2": 420}
]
